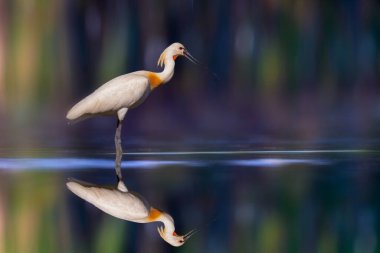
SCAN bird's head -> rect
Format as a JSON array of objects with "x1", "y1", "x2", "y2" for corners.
[
  {"x1": 157, "y1": 226, "x2": 198, "y2": 247},
  {"x1": 157, "y1": 42, "x2": 200, "y2": 67}
]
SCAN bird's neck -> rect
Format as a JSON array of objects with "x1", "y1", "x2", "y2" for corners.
[
  {"x1": 157, "y1": 56, "x2": 175, "y2": 84},
  {"x1": 148, "y1": 54, "x2": 175, "y2": 90},
  {"x1": 158, "y1": 212, "x2": 175, "y2": 235}
]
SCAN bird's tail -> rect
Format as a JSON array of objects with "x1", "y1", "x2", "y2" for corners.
[{"x1": 66, "y1": 114, "x2": 92, "y2": 125}]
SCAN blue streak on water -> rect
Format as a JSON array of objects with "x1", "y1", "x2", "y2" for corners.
[
  {"x1": 224, "y1": 158, "x2": 328, "y2": 167},
  {"x1": 0, "y1": 158, "x2": 204, "y2": 170},
  {"x1": 0, "y1": 157, "x2": 328, "y2": 170}
]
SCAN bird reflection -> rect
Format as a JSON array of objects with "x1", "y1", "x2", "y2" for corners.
[{"x1": 66, "y1": 178, "x2": 197, "y2": 247}]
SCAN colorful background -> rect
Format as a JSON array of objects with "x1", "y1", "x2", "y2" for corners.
[{"x1": 0, "y1": 1, "x2": 380, "y2": 253}]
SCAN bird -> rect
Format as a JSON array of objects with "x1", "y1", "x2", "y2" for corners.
[
  {"x1": 66, "y1": 178, "x2": 197, "y2": 247},
  {"x1": 66, "y1": 42, "x2": 200, "y2": 182}
]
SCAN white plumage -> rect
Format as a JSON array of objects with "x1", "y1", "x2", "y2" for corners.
[
  {"x1": 66, "y1": 42, "x2": 198, "y2": 121},
  {"x1": 66, "y1": 74, "x2": 150, "y2": 121},
  {"x1": 66, "y1": 179, "x2": 197, "y2": 247},
  {"x1": 67, "y1": 180, "x2": 149, "y2": 221},
  {"x1": 66, "y1": 43, "x2": 199, "y2": 181}
]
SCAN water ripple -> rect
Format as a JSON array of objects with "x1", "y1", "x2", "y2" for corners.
[
  {"x1": 224, "y1": 158, "x2": 328, "y2": 167},
  {"x1": 0, "y1": 157, "x2": 328, "y2": 170},
  {"x1": 0, "y1": 158, "x2": 201, "y2": 170}
]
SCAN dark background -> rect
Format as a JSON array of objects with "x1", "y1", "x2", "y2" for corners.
[
  {"x1": 1, "y1": 1, "x2": 380, "y2": 253},
  {"x1": 0, "y1": 0, "x2": 379, "y2": 151}
]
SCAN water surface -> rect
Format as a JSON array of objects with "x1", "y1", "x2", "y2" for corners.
[{"x1": 1, "y1": 149, "x2": 380, "y2": 253}]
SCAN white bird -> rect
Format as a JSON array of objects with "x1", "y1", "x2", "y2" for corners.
[
  {"x1": 66, "y1": 42, "x2": 200, "y2": 181},
  {"x1": 66, "y1": 179, "x2": 197, "y2": 247}
]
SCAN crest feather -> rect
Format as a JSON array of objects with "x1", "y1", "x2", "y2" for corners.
[{"x1": 157, "y1": 50, "x2": 167, "y2": 68}]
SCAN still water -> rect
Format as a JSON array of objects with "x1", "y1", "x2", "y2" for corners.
[{"x1": 1, "y1": 149, "x2": 380, "y2": 253}]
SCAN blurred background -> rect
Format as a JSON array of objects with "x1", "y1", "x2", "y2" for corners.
[
  {"x1": 1, "y1": 0, "x2": 380, "y2": 252},
  {"x1": 0, "y1": 0, "x2": 379, "y2": 150}
]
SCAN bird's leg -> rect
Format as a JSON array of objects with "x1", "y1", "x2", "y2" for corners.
[{"x1": 114, "y1": 119, "x2": 123, "y2": 182}]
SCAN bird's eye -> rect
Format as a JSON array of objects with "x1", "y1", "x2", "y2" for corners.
[
  {"x1": 179, "y1": 47, "x2": 184, "y2": 50},
  {"x1": 179, "y1": 240, "x2": 184, "y2": 243}
]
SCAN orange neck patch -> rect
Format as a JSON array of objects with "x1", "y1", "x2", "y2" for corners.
[
  {"x1": 147, "y1": 72, "x2": 163, "y2": 89},
  {"x1": 173, "y1": 55, "x2": 178, "y2": 60},
  {"x1": 148, "y1": 208, "x2": 162, "y2": 221}
]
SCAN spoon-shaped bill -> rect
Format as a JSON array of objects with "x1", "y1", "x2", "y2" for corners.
[
  {"x1": 183, "y1": 228, "x2": 199, "y2": 241},
  {"x1": 184, "y1": 50, "x2": 201, "y2": 65},
  {"x1": 184, "y1": 50, "x2": 219, "y2": 81}
]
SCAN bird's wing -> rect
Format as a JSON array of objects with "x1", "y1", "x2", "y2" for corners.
[
  {"x1": 66, "y1": 74, "x2": 150, "y2": 121},
  {"x1": 93, "y1": 189, "x2": 150, "y2": 221},
  {"x1": 67, "y1": 181, "x2": 149, "y2": 221}
]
